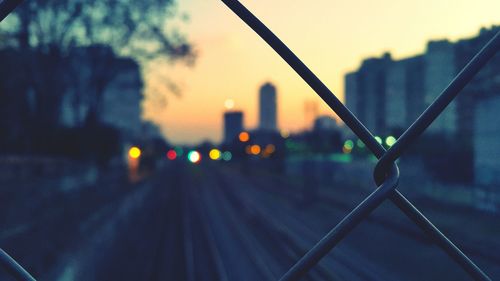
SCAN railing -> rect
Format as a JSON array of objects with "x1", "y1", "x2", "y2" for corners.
[
  {"x1": 220, "y1": 1, "x2": 498, "y2": 281},
  {"x1": 0, "y1": 0, "x2": 498, "y2": 280}
]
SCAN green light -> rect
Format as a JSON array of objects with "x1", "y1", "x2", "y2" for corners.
[
  {"x1": 187, "y1": 151, "x2": 201, "y2": 163},
  {"x1": 174, "y1": 147, "x2": 184, "y2": 157},
  {"x1": 222, "y1": 151, "x2": 232, "y2": 161},
  {"x1": 329, "y1": 153, "x2": 352, "y2": 163},
  {"x1": 357, "y1": 139, "x2": 365, "y2": 148},
  {"x1": 343, "y1": 140, "x2": 354, "y2": 150},
  {"x1": 375, "y1": 136, "x2": 382, "y2": 144},
  {"x1": 385, "y1": 136, "x2": 397, "y2": 147}
]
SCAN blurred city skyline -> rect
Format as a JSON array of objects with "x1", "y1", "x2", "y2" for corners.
[{"x1": 144, "y1": 0, "x2": 500, "y2": 144}]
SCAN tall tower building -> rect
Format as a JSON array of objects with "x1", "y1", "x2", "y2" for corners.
[
  {"x1": 223, "y1": 111, "x2": 243, "y2": 144},
  {"x1": 259, "y1": 82, "x2": 278, "y2": 131}
]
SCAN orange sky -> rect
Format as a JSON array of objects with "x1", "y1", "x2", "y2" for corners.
[{"x1": 142, "y1": 0, "x2": 500, "y2": 145}]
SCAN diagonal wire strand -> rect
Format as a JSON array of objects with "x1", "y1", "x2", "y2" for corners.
[
  {"x1": 220, "y1": 0, "x2": 385, "y2": 158},
  {"x1": 0, "y1": 249, "x2": 36, "y2": 281},
  {"x1": 279, "y1": 166, "x2": 399, "y2": 281},
  {"x1": 0, "y1": 0, "x2": 23, "y2": 22},
  {"x1": 374, "y1": 31, "x2": 500, "y2": 184},
  {"x1": 220, "y1": 1, "x2": 494, "y2": 280},
  {"x1": 389, "y1": 191, "x2": 492, "y2": 280}
]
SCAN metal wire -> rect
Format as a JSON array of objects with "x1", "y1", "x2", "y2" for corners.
[
  {"x1": 0, "y1": 1, "x2": 497, "y2": 280},
  {"x1": 375, "y1": 31, "x2": 500, "y2": 185},
  {"x1": 0, "y1": 249, "x2": 36, "y2": 281},
  {"x1": 0, "y1": 0, "x2": 23, "y2": 22},
  {"x1": 1, "y1": 2, "x2": 36, "y2": 281},
  {"x1": 220, "y1": 0, "x2": 498, "y2": 280}
]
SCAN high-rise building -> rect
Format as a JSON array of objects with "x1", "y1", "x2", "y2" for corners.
[
  {"x1": 345, "y1": 53, "x2": 392, "y2": 135},
  {"x1": 423, "y1": 40, "x2": 457, "y2": 134},
  {"x1": 344, "y1": 25, "x2": 499, "y2": 138},
  {"x1": 259, "y1": 82, "x2": 278, "y2": 131},
  {"x1": 223, "y1": 111, "x2": 243, "y2": 143},
  {"x1": 385, "y1": 55, "x2": 425, "y2": 133},
  {"x1": 474, "y1": 95, "x2": 500, "y2": 186}
]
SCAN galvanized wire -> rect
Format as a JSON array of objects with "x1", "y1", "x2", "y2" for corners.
[{"x1": 221, "y1": 0, "x2": 497, "y2": 280}]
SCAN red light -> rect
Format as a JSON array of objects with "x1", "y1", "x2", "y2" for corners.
[{"x1": 167, "y1": 150, "x2": 177, "y2": 160}]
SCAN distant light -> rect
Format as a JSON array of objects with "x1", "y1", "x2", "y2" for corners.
[
  {"x1": 239, "y1": 132, "x2": 250, "y2": 142},
  {"x1": 375, "y1": 136, "x2": 382, "y2": 144},
  {"x1": 222, "y1": 151, "x2": 232, "y2": 161},
  {"x1": 187, "y1": 151, "x2": 201, "y2": 163},
  {"x1": 167, "y1": 149, "x2": 177, "y2": 160},
  {"x1": 224, "y1": 99, "x2": 235, "y2": 110},
  {"x1": 265, "y1": 144, "x2": 276, "y2": 154},
  {"x1": 174, "y1": 147, "x2": 184, "y2": 157},
  {"x1": 209, "y1": 149, "x2": 221, "y2": 160},
  {"x1": 357, "y1": 139, "x2": 365, "y2": 148},
  {"x1": 250, "y1": 144, "x2": 261, "y2": 155},
  {"x1": 385, "y1": 136, "x2": 397, "y2": 147},
  {"x1": 129, "y1": 146, "x2": 141, "y2": 159},
  {"x1": 245, "y1": 145, "x2": 252, "y2": 155},
  {"x1": 342, "y1": 146, "x2": 352, "y2": 154},
  {"x1": 343, "y1": 140, "x2": 354, "y2": 150},
  {"x1": 280, "y1": 130, "x2": 290, "y2": 138}
]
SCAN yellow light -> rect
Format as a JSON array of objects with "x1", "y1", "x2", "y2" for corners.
[
  {"x1": 239, "y1": 131, "x2": 250, "y2": 142},
  {"x1": 385, "y1": 136, "x2": 397, "y2": 147},
  {"x1": 280, "y1": 130, "x2": 290, "y2": 138},
  {"x1": 209, "y1": 149, "x2": 221, "y2": 160},
  {"x1": 250, "y1": 145, "x2": 261, "y2": 155},
  {"x1": 224, "y1": 99, "x2": 234, "y2": 110},
  {"x1": 375, "y1": 136, "x2": 382, "y2": 144},
  {"x1": 129, "y1": 146, "x2": 141, "y2": 159},
  {"x1": 342, "y1": 146, "x2": 352, "y2": 154}
]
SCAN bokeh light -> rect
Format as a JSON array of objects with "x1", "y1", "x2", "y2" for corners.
[
  {"x1": 128, "y1": 146, "x2": 141, "y2": 159},
  {"x1": 187, "y1": 151, "x2": 201, "y2": 163},
  {"x1": 167, "y1": 149, "x2": 177, "y2": 160},
  {"x1": 224, "y1": 99, "x2": 234, "y2": 110},
  {"x1": 209, "y1": 149, "x2": 221, "y2": 160},
  {"x1": 385, "y1": 136, "x2": 397, "y2": 147},
  {"x1": 174, "y1": 146, "x2": 184, "y2": 157},
  {"x1": 344, "y1": 140, "x2": 354, "y2": 150},
  {"x1": 265, "y1": 144, "x2": 276, "y2": 154},
  {"x1": 222, "y1": 151, "x2": 232, "y2": 161},
  {"x1": 280, "y1": 130, "x2": 290, "y2": 138},
  {"x1": 239, "y1": 131, "x2": 250, "y2": 142},
  {"x1": 250, "y1": 145, "x2": 261, "y2": 155},
  {"x1": 342, "y1": 146, "x2": 352, "y2": 154}
]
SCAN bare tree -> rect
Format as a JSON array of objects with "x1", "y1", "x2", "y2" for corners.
[{"x1": 0, "y1": 0, "x2": 194, "y2": 127}]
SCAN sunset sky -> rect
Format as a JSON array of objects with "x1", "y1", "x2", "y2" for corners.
[{"x1": 142, "y1": 0, "x2": 500, "y2": 145}]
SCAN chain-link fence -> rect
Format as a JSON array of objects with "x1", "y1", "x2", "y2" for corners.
[
  {"x1": 220, "y1": 1, "x2": 498, "y2": 280},
  {"x1": 1, "y1": 0, "x2": 499, "y2": 280}
]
